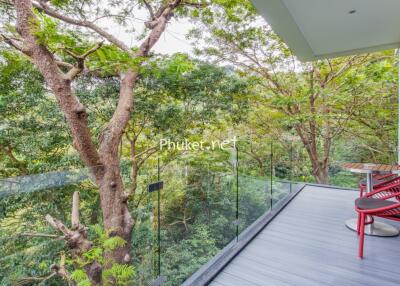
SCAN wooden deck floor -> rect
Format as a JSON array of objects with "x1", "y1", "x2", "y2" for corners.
[{"x1": 210, "y1": 186, "x2": 400, "y2": 286}]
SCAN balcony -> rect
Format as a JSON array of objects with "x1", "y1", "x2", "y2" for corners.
[
  {"x1": 2, "y1": 150, "x2": 400, "y2": 285},
  {"x1": 206, "y1": 185, "x2": 400, "y2": 286},
  {"x1": 1, "y1": 1, "x2": 400, "y2": 286}
]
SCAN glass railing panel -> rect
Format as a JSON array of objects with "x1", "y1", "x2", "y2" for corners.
[
  {"x1": 158, "y1": 164, "x2": 236, "y2": 286},
  {"x1": 5, "y1": 135, "x2": 382, "y2": 286},
  {"x1": 0, "y1": 165, "x2": 107, "y2": 285},
  {"x1": 131, "y1": 161, "x2": 159, "y2": 286},
  {"x1": 328, "y1": 159, "x2": 360, "y2": 189},
  {"x1": 271, "y1": 180, "x2": 292, "y2": 205},
  {"x1": 271, "y1": 143, "x2": 299, "y2": 203},
  {"x1": 327, "y1": 137, "x2": 398, "y2": 189},
  {"x1": 238, "y1": 175, "x2": 271, "y2": 232}
]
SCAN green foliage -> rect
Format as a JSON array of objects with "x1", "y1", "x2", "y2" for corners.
[
  {"x1": 71, "y1": 269, "x2": 88, "y2": 283},
  {"x1": 88, "y1": 45, "x2": 143, "y2": 76},
  {"x1": 161, "y1": 224, "x2": 219, "y2": 286},
  {"x1": 0, "y1": 50, "x2": 72, "y2": 176},
  {"x1": 103, "y1": 236, "x2": 127, "y2": 251},
  {"x1": 103, "y1": 264, "x2": 135, "y2": 286},
  {"x1": 50, "y1": 0, "x2": 71, "y2": 7},
  {"x1": 77, "y1": 281, "x2": 92, "y2": 286},
  {"x1": 34, "y1": 12, "x2": 79, "y2": 49},
  {"x1": 0, "y1": 2, "x2": 398, "y2": 283},
  {"x1": 191, "y1": 0, "x2": 398, "y2": 184},
  {"x1": 68, "y1": 227, "x2": 134, "y2": 285}
]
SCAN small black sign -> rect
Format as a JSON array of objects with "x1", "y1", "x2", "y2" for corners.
[{"x1": 148, "y1": 181, "x2": 164, "y2": 193}]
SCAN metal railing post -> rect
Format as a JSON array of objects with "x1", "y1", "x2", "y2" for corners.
[
  {"x1": 157, "y1": 157, "x2": 161, "y2": 277},
  {"x1": 236, "y1": 146, "x2": 239, "y2": 241},
  {"x1": 270, "y1": 141, "x2": 273, "y2": 209},
  {"x1": 290, "y1": 143, "x2": 293, "y2": 193}
]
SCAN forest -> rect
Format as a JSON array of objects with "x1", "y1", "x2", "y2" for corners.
[{"x1": 0, "y1": 0, "x2": 398, "y2": 285}]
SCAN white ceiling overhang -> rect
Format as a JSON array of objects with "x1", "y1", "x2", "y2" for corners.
[{"x1": 251, "y1": 0, "x2": 400, "y2": 61}]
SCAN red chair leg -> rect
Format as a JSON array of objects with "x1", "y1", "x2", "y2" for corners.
[
  {"x1": 358, "y1": 213, "x2": 366, "y2": 259},
  {"x1": 359, "y1": 186, "x2": 365, "y2": 198},
  {"x1": 357, "y1": 213, "x2": 361, "y2": 235}
]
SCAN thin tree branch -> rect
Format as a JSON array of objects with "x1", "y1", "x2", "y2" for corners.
[
  {"x1": 20, "y1": 232, "x2": 64, "y2": 239},
  {"x1": 32, "y1": 0, "x2": 130, "y2": 52},
  {"x1": 99, "y1": 0, "x2": 183, "y2": 157},
  {"x1": 71, "y1": 191, "x2": 80, "y2": 230},
  {"x1": 64, "y1": 41, "x2": 103, "y2": 80},
  {"x1": 0, "y1": 33, "x2": 28, "y2": 54},
  {"x1": 142, "y1": 0, "x2": 155, "y2": 19}
]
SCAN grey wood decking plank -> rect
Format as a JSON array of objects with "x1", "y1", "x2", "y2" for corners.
[
  {"x1": 259, "y1": 227, "x2": 400, "y2": 254},
  {"x1": 256, "y1": 225, "x2": 400, "y2": 255},
  {"x1": 264, "y1": 218, "x2": 354, "y2": 236},
  {"x1": 207, "y1": 281, "x2": 226, "y2": 286},
  {"x1": 226, "y1": 258, "x2": 333, "y2": 286},
  {"x1": 228, "y1": 253, "x2": 364, "y2": 286},
  {"x1": 263, "y1": 217, "x2": 400, "y2": 253},
  {"x1": 266, "y1": 211, "x2": 400, "y2": 233},
  {"x1": 248, "y1": 222, "x2": 400, "y2": 271},
  {"x1": 237, "y1": 243, "x2": 400, "y2": 285},
  {"x1": 212, "y1": 271, "x2": 264, "y2": 286},
  {"x1": 218, "y1": 264, "x2": 296, "y2": 286}
]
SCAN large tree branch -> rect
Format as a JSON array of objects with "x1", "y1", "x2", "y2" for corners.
[
  {"x1": 13, "y1": 0, "x2": 102, "y2": 171},
  {"x1": 0, "y1": 33, "x2": 28, "y2": 54},
  {"x1": 32, "y1": 0, "x2": 130, "y2": 52},
  {"x1": 45, "y1": 192, "x2": 103, "y2": 285},
  {"x1": 45, "y1": 214, "x2": 92, "y2": 252},
  {"x1": 1, "y1": 33, "x2": 76, "y2": 71},
  {"x1": 139, "y1": 0, "x2": 182, "y2": 56},
  {"x1": 99, "y1": 0, "x2": 182, "y2": 159}
]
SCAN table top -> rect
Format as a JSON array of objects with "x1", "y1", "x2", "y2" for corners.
[{"x1": 342, "y1": 163, "x2": 400, "y2": 174}]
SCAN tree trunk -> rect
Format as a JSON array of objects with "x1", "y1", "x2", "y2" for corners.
[
  {"x1": 307, "y1": 149, "x2": 330, "y2": 185},
  {"x1": 295, "y1": 124, "x2": 330, "y2": 184},
  {"x1": 313, "y1": 165, "x2": 329, "y2": 185},
  {"x1": 96, "y1": 165, "x2": 134, "y2": 265},
  {"x1": 257, "y1": 160, "x2": 265, "y2": 176},
  {"x1": 131, "y1": 162, "x2": 139, "y2": 194}
]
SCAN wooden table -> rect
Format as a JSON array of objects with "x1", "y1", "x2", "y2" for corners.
[{"x1": 342, "y1": 163, "x2": 400, "y2": 237}]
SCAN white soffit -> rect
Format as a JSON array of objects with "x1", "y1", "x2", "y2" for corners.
[{"x1": 251, "y1": 0, "x2": 400, "y2": 61}]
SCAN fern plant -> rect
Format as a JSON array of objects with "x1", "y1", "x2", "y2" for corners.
[
  {"x1": 68, "y1": 225, "x2": 135, "y2": 285},
  {"x1": 103, "y1": 264, "x2": 136, "y2": 286}
]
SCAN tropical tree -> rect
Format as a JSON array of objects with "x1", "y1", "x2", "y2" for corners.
[
  {"x1": 123, "y1": 54, "x2": 249, "y2": 196},
  {"x1": 191, "y1": 1, "x2": 396, "y2": 184},
  {"x1": 0, "y1": 0, "x2": 218, "y2": 284}
]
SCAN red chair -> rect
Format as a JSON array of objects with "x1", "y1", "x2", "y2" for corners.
[
  {"x1": 355, "y1": 182, "x2": 400, "y2": 258},
  {"x1": 359, "y1": 173, "x2": 399, "y2": 197}
]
